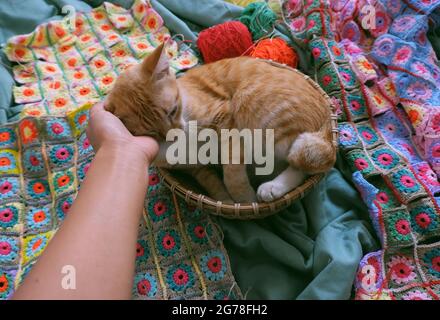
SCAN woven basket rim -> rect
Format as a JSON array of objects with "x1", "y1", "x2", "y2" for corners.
[
  {"x1": 159, "y1": 59, "x2": 339, "y2": 219},
  {"x1": 159, "y1": 168, "x2": 325, "y2": 219}
]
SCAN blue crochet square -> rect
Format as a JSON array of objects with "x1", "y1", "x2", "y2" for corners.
[
  {"x1": 24, "y1": 203, "x2": 53, "y2": 235},
  {"x1": 132, "y1": 269, "x2": 160, "y2": 299},
  {"x1": 22, "y1": 146, "x2": 46, "y2": 177},
  {"x1": 46, "y1": 143, "x2": 75, "y2": 169},
  {"x1": 0, "y1": 177, "x2": 21, "y2": 202},
  {"x1": 382, "y1": 207, "x2": 414, "y2": 248},
  {"x1": 44, "y1": 118, "x2": 73, "y2": 142}
]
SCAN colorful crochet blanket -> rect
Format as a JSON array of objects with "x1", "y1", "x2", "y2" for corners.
[
  {"x1": 283, "y1": 0, "x2": 440, "y2": 299},
  {"x1": 0, "y1": 0, "x2": 241, "y2": 300}
]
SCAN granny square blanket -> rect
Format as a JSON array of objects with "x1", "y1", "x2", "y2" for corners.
[
  {"x1": 282, "y1": 0, "x2": 440, "y2": 299},
  {"x1": 0, "y1": 0, "x2": 241, "y2": 300}
]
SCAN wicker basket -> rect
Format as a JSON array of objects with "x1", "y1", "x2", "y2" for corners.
[{"x1": 159, "y1": 60, "x2": 338, "y2": 220}]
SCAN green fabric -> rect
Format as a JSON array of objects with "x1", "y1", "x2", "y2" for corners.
[
  {"x1": 215, "y1": 163, "x2": 378, "y2": 299},
  {"x1": 0, "y1": 0, "x2": 379, "y2": 300}
]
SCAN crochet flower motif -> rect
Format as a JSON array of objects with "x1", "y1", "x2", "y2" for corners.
[
  {"x1": 348, "y1": 152, "x2": 373, "y2": 174},
  {"x1": 402, "y1": 290, "x2": 432, "y2": 300},
  {"x1": 372, "y1": 149, "x2": 399, "y2": 170},
  {"x1": 78, "y1": 134, "x2": 93, "y2": 157},
  {"x1": 74, "y1": 110, "x2": 89, "y2": 133},
  {"x1": 357, "y1": 126, "x2": 379, "y2": 145},
  {"x1": 411, "y1": 61, "x2": 430, "y2": 79},
  {"x1": 371, "y1": 11, "x2": 389, "y2": 35},
  {"x1": 27, "y1": 179, "x2": 50, "y2": 199},
  {"x1": 338, "y1": 67, "x2": 357, "y2": 87},
  {"x1": 312, "y1": 47, "x2": 322, "y2": 59},
  {"x1": 290, "y1": 16, "x2": 306, "y2": 32},
  {"x1": 148, "y1": 197, "x2": 173, "y2": 222},
  {"x1": 0, "y1": 178, "x2": 19, "y2": 200},
  {"x1": 392, "y1": 46, "x2": 413, "y2": 65},
  {"x1": 147, "y1": 172, "x2": 161, "y2": 193},
  {"x1": 200, "y1": 250, "x2": 227, "y2": 282},
  {"x1": 429, "y1": 143, "x2": 440, "y2": 160},
  {"x1": 0, "y1": 271, "x2": 15, "y2": 300},
  {"x1": 133, "y1": 272, "x2": 157, "y2": 298},
  {"x1": 386, "y1": 211, "x2": 412, "y2": 242},
  {"x1": 373, "y1": 37, "x2": 395, "y2": 58},
  {"x1": 166, "y1": 263, "x2": 195, "y2": 292},
  {"x1": 77, "y1": 160, "x2": 91, "y2": 182},
  {"x1": 0, "y1": 128, "x2": 16, "y2": 147},
  {"x1": 23, "y1": 149, "x2": 44, "y2": 173},
  {"x1": 49, "y1": 145, "x2": 74, "y2": 165},
  {"x1": 24, "y1": 234, "x2": 49, "y2": 261},
  {"x1": 136, "y1": 239, "x2": 149, "y2": 263},
  {"x1": 347, "y1": 96, "x2": 367, "y2": 117},
  {"x1": 374, "y1": 112, "x2": 408, "y2": 139},
  {"x1": 406, "y1": 81, "x2": 433, "y2": 101},
  {"x1": 0, "y1": 205, "x2": 19, "y2": 229},
  {"x1": 26, "y1": 207, "x2": 50, "y2": 230},
  {"x1": 391, "y1": 15, "x2": 415, "y2": 33},
  {"x1": 338, "y1": 124, "x2": 359, "y2": 147},
  {"x1": 321, "y1": 74, "x2": 333, "y2": 87},
  {"x1": 0, "y1": 237, "x2": 18, "y2": 264},
  {"x1": 188, "y1": 222, "x2": 212, "y2": 245},
  {"x1": 56, "y1": 196, "x2": 73, "y2": 221},
  {"x1": 391, "y1": 170, "x2": 420, "y2": 194},
  {"x1": 410, "y1": 205, "x2": 438, "y2": 234},
  {"x1": 53, "y1": 170, "x2": 74, "y2": 192},
  {"x1": 376, "y1": 191, "x2": 390, "y2": 205},
  {"x1": 157, "y1": 229, "x2": 181, "y2": 257},
  {"x1": 19, "y1": 119, "x2": 38, "y2": 144},
  {"x1": 0, "y1": 151, "x2": 18, "y2": 173},
  {"x1": 422, "y1": 248, "x2": 440, "y2": 278},
  {"x1": 355, "y1": 57, "x2": 375, "y2": 74},
  {"x1": 391, "y1": 139, "x2": 419, "y2": 162},
  {"x1": 387, "y1": 255, "x2": 417, "y2": 285}
]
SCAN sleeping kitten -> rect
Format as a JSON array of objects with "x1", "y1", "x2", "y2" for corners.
[{"x1": 105, "y1": 43, "x2": 336, "y2": 203}]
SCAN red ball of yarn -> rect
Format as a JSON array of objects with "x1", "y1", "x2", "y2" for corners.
[
  {"x1": 197, "y1": 21, "x2": 254, "y2": 63},
  {"x1": 250, "y1": 38, "x2": 299, "y2": 68}
]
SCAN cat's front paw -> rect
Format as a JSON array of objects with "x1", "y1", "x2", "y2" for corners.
[{"x1": 257, "y1": 181, "x2": 288, "y2": 202}]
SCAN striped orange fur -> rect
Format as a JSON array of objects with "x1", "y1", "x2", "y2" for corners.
[{"x1": 106, "y1": 44, "x2": 336, "y2": 203}]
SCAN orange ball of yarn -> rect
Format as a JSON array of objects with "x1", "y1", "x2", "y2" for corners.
[
  {"x1": 250, "y1": 38, "x2": 299, "y2": 68},
  {"x1": 197, "y1": 21, "x2": 254, "y2": 64}
]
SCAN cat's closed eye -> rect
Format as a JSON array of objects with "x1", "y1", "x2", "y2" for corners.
[{"x1": 168, "y1": 105, "x2": 178, "y2": 118}]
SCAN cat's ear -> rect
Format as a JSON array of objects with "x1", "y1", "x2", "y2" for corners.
[{"x1": 141, "y1": 42, "x2": 170, "y2": 81}]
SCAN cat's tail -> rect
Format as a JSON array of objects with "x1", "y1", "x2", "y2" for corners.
[{"x1": 288, "y1": 128, "x2": 336, "y2": 174}]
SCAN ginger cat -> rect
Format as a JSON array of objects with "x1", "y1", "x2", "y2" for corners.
[{"x1": 105, "y1": 43, "x2": 336, "y2": 203}]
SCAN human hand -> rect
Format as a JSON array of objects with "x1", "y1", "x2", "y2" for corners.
[{"x1": 87, "y1": 102, "x2": 159, "y2": 165}]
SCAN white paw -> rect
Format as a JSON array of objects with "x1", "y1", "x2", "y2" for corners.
[{"x1": 257, "y1": 182, "x2": 288, "y2": 202}]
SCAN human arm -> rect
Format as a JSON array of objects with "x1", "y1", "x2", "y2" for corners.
[{"x1": 13, "y1": 102, "x2": 158, "y2": 300}]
